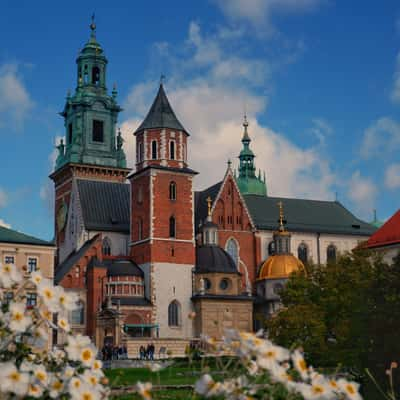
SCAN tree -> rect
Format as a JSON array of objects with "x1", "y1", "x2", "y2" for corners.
[{"x1": 265, "y1": 249, "x2": 400, "y2": 396}]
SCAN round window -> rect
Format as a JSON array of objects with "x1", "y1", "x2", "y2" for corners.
[{"x1": 219, "y1": 278, "x2": 230, "y2": 290}]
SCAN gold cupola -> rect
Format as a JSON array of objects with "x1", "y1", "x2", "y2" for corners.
[{"x1": 258, "y1": 201, "x2": 305, "y2": 280}]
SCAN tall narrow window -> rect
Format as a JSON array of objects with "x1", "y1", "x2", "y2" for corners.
[
  {"x1": 170, "y1": 141, "x2": 175, "y2": 160},
  {"x1": 83, "y1": 65, "x2": 88, "y2": 84},
  {"x1": 102, "y1": 237, "x2": 112, "y2": 256},
  {"x1": 151, "y1": 140, "x2": 158, "y2": 160},
  {"x1": 182, "y1": 143, "x2": 186, "y2": 162},
  {"x1": 138, "y1": 142, "x2": 144, "y2": 163},
  {"x1": 168, "y1": 301, "x2": 180, "y2": 326},
  {"x1": 92, "y1": 120, "x2": 104, "y2": 142},
  {"x1": 26, "y1": 293, "x2": 37, "y2": 309},
  {"x1": 169, "y1": 182, "x2": 176, "y2": 200},
  {"x1": 169, "y1": 216, "x2": 176, "y2": 238},
  {"x1": 71, "y1": 301, "x2": 85, "y2": 325},
  {"x1": 28, "y1": 257, "x2": 37, "y2": 273},
  {"x1": 268, "y1": 241, "x2": 275, "y2": 256},
  {"x1": 298, "y1": 243, "x2": 308, "y2": 264},
  {"x1": 92, "y1": 66, "x2": 100, "y2": 85},
  {"x1": 327, "y1": 244, "x2": 337, "y2": 263},
  {"x1": 226, "y1": 238, "x2": 238, "y2": 267},
  {"x1": 68, "y1": 123, "x2": 73, "y2": 144},
  {"x1": 138, "y1": 218, "x2": 143, "y2": 240}
]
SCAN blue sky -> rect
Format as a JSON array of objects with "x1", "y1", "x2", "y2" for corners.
[{"x1": 1, "y1": 0, "x2": 400, "y2": 240}]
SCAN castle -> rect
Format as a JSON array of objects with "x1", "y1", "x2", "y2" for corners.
[{"x1": 51, "y1": 23, "x2": 375, "y2": 351}]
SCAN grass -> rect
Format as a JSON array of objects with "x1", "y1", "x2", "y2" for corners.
[{"x1": 111, "y1": 389, "x2": 194, "y2": 400}]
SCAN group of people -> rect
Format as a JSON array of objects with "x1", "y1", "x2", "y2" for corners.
[
  {"x1": 139, "y1": 343, "x2": 155, "y2": 360},
  {"x1": 101, "y1": 344, "x2": 128, "y2": 361}
]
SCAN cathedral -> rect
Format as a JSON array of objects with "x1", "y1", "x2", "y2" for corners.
[{"x1": 51, "y1": 24, "x2": 376, "y2": 353}]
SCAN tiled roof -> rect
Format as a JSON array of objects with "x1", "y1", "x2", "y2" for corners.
[
  {"x1": 134, "y1": 84, "x2": 187, "y2": 134},
  {"x1": 366, "y1": 209, "x2": 400, "y2": 248},
  {"x1": 244, "y1": 194, "x2": 375, "y2": 235},
  {"x1": 195, "y1": 182, "x2": 375, "y2": 236},
  {"x1": 55, "y1": 234, "x2": 100, "y2": 284},
  {"x1": 0, "y1": 226, "x2": 53, "y2": 247},
  {"x1": 104, "y1": 259, "x2": 144, "y2": 277},
  {"x1": 77, "y1": 179, "x2": 130, "y2": 233}
]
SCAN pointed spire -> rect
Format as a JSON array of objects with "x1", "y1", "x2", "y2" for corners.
[
  {"x1": 135, "y1": 83, "x2": 187, "y2": 135},
  {"x1": 90, "y1": 13, "x2": 97, "y2": 40},
  {"x1": 206, "y1": 196, "x2": 212, "y2": 217},
  {"x1": 227, "y1": 158, "x2": 232, "y2": 170},
  {"x1": 242, "y1": 113, "x2": 251, "y2": 143},
  {"x1": 112, "y1": 82, "x2": 118, "y2": 99}
]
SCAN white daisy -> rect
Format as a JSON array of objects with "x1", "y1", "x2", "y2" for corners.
[
  {"x1": 28, "y1": 383, "x2": 44, "y2": 398},
  {"x1": 0, "y1": 262, "x2": 22, "y2": 288},
  {"x1": 337, "y1": 379, "x2": 363, "y2": 400},
  {"x1": 0, "y1": 362, "x2": 30, "y2": 396},
  {"x1": 292, "y1": 349, "x2": 310, "y2": 380},
  {"x1": 7, "y1": 302, "x2": 32, "y2": 332},
  {"x1": 136, "y1": 381, "x2": 153, "y2": 400}
]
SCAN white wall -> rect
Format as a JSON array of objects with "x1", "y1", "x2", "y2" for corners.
[
  {"x1": 259, "y1": 230, "x2": 370, "y2": 265},
  {"x1": 152, "y1": 262, "x2": 194, "y2": 339},
  {"x1": 89, "y1": 231, "x2": 130, "y2": 256}
]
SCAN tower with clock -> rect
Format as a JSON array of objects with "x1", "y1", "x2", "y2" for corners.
[{"x1": 50, "y1": 20, "x2": 130, "y2": 261}]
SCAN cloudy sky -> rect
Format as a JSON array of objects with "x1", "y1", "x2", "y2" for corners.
[{"x1": 1, "y1": 0, "x2": 399, "y2": 240}]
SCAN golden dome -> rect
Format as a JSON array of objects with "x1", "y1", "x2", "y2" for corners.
[{"x1": 258, "y1": 254, "x2": 305, "y2": 280}]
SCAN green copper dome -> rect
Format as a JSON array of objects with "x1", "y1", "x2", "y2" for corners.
[
  {"x1": 235, "y1": 116, "x2": 267, "y2": 196},
  {"x1": 54, "y1": 19, "x2": 126, "y2": 171}
]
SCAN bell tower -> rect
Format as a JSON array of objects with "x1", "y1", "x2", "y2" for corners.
[
  {"x1": 129, "y1": 83, "x2": 196, "y2": 338},
  {"x1": 50, "y1": 19, "x2": 130, "y2": 254}
]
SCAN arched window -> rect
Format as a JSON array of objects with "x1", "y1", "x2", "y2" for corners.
[
  {"x1": 327, "y1": 244, "x2": 337, "y2": 263},
  {"x1": 169, "y1": 182, "x2": 176, "y2": 200},
  {"x1": 168, "y1": 301, "x2": 180, "y2": 326},
  {"x1": 169, "y1": 216, "x2": 176, "y2": 238},
  {"x1": 92, "y1": 66, "x2": 100, "y2": 85},
  {"x1": 268, "y1": 241, "x2": 275, "y2": 256},
  {"x1": 71, "y1": 300, "x2": 84, "y2": 325},
  {"x1": 170, "y1": 141, "x2": 175, "y2": 160},
  {"x1": 151, "y1": 140, "x2": 157, "y2": 160},
  {"x1": 138, "y1": 218, "x2": 143, "y2": 241},
  {"x1": 83, "y1": 65, "x2": 88, "y2": 84},
  {"x1": 298, "y1": 243, "x2": 308, "y2": 264},
  {"x1": 102, "y1": 237, "x2": 111, "y2": 256},
  {"x1": 226, "y1": 238, "x2": 238, "y2": 267}
]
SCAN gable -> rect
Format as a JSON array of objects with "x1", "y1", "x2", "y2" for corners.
[{"x1": 367, "y1": 209, "x2": 400, "y2": 248}]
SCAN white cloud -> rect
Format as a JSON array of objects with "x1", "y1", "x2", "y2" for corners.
[
  {"x1": 214, "y1": 0, "x2": 325, "y2": 31},
  {"x1": 361, "y1": 117, "x2": 400, "y2": 159},
  {"x1": 0, "y1": 63, "x2": 34, "y2": 129},
  {"x1": 0, "y1": 219, "x2": 11, "y2": 229},
  {"x1": 346, "y1": 171, "x2": 377, "y2": 217},
  {"x1": 0, "y1": 188, "x2": 8, "y2": 208},
  {"x1": 385, "y1": 163, "x2": 400, "y2": 189},
  {"x1": 309, "y1": 117, "x2": 333, "y2": 146}
]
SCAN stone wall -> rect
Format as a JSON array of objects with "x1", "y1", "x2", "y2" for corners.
[{"x1": 125, "y1": 338, "x2": 191, "y2": 359}]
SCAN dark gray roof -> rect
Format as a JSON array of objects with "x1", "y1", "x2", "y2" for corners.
[
  {"x1": 77, "y1": 179, "x2": 130, "y2": 233},
  {"x1": 195, "y1": 181, "x2": 222, "y2": 232},
  {"x1": 192, "y1": 294, "x2": 253, "y2": 301},
  {"x1": 128, "y1": 164, "x2": 197, "y2": 179},
  {"x1": 0, "y1": 226, "x2": 53, "y2": 247},
  {"x1": 55, "y1": 235, "x2": 100, "y2": 284},
  {"x1": 111, "y1": 297, "x2": 152, "y2": 306},
  {"x1": 195, "y1": 245, "x2": 238, "y2": 274},
  {"x1": 104, "y1": 259, "x2": 143, "y2": 277},
  {"x1": 134, "y1": 84, "x2": 188, "y2": 134},
  {"x1": 244, "y1": 194, "x2": 376, "y2": 236}
]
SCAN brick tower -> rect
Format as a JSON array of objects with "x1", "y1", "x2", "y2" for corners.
[
  {"x1": 50, "y1": 20, "x2": 130, "y2": 260},
  {"x1": 129, "y1": 83, "x2": 197, "y2": 338}
]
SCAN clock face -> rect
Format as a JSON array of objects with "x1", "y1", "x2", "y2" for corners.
[{"x1": 57, "y1": 202, "x2": 68, "y2": 232}]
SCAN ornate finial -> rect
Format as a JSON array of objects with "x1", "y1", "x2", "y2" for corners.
[
  {"x1": 206, "y1": 196, "x2": 212, "y2": 217},
  {"x1": 160, "y1": 74, "x2": 166, "y2": 86},
  {"x1": 90, "y1": 13, "x2": 96, "y2": 38},
  {"x1": 112, "y1": 82, "x2": 118, "y2": 98},
  {"x1": 373, "y1": 209, "x2": 377, "y2": 222},
  {"x1": 227, "y1": 158, "x2": 232, "y2": 169},
  {"x1": 278, "y1": 201, "x2": 285, "y2": 232},
  {"x1": 242, "y1": 113, "x2": 250, "y2": 142},
  {"x1": 66, "y1": 89, "x2": 71, "y2": 99}
]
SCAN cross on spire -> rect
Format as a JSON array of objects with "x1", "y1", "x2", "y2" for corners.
[
  {"x1": 206, "y1": 196, "x2": 212, "y2": 217},
  {"x1": 90, "y1": 13, "x2": 96, "y2": 37},
  {"x1": 278, "y1": 201, "x2": 285, "y2": 232}
]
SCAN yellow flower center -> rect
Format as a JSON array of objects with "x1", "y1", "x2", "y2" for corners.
[
  {"x1": 82, "y1": 392, "x2": 92, "y2": 400},
  {"x1": 73, "y1": 379, "x2": 81, "y2": 388},
  {"x1": 298, "y1": 359, "x2": 307, "y2": 371},
  {"x1": 81, "y1": 349, "x2": 92, "y2": 361},
  {"x1": 13, "y1": 312, "x2": 23, "y2": 322},
  {"x1": 53, "y1": 381, "x2": 63, "y2": 390},
  {"x1": 36, "y1": 371, "x2": 46, "y2": 382},
  {"x1": 89, "y1": 376, "x2": 97, "y2": 385},
  {"x1": 44, "y1": 289, "x2": 53, "y2": 299},
  {"x1": 9, "y1": 372, "x2": 20, "y2": 382},
  {"x1": 266, "y1": 350, "x2": 276, "y2": 358},
  {"x1": 346, "y1": 384, "x2": 356, "y2": 394},
  {"x1": 312, "y1": 385, "x2": 324, "y2": 394},
  {"x1": 330, "y1": 380, "x2": 338, "y2": 388},
  {"x1": 4, "y1": 265, "x2": 11, "y2": 272},
  {"x1": 30, "y1": 385, "x2": 39, "y2": 393}
]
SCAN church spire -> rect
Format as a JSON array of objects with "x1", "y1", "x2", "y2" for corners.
[{"x1": 235, "y1": 115, "x2": 267, "y2": 196}]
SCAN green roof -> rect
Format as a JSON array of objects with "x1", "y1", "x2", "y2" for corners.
[
  {"x1": 243, "y1": 194, "x2": 376, "y2": 236},
  {"x1": 0, "y1": 226, "x2": 53, "y2": 247}
]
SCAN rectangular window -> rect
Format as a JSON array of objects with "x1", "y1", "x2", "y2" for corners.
[
  {"x1": 4, "y1": 256, "x2": 14, "y2": 264},
  {"x1": 92, "y1": 120, "x2": 104, "y2": 142},
  {"x1": 27, "y1": 257, "x2": 37, "y2": 273},
  {"x1": 68, "y1": 123, "x2": 73, "y2": 144},
  {"x1": 26, "y1": 293, "x2": 37, "y2": 308},
  {"x1": 4, "y1": 291, "x2": 13, "y2": 304}
]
